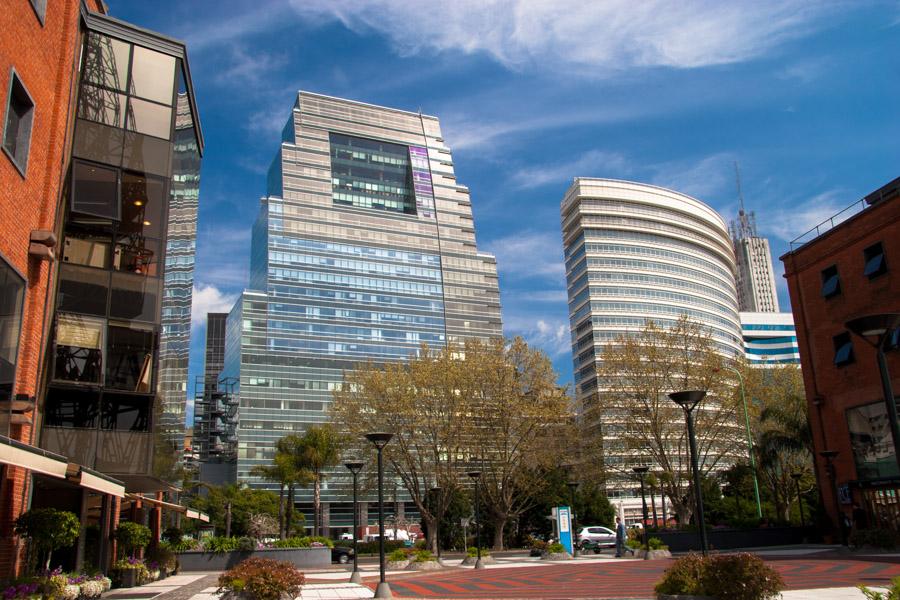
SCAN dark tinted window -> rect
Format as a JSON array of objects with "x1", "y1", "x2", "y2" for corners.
[
  {"x1": 0, "y1": 260, "x2": 25, "y2": 409},
  {"x1": 72, "y1": 120, "x2": 124, "y2": 166},
  {"x1": 106, "y1": 323, "x2": 154, "y2": 391},
  {"x1": 821, "y1": 265, "x2": 840, "y2": 298},
  {"x1": 833, "y1": 332, "x2": 854, "y2": 366},
  {"x1": 45, "y1": 386, "x2": 99, "y2": 428},
  {"x1": 77, "y1": 84, "x2": 127, "y2": 128},
  {"x1": 58, "y1": 264, "x2": 109, "y2": 316},
  {"x1": 62, "y1": 228, "x2": 111, "y2": 269},
  {"x1": 82, "y1": 33, "x2": 130, "y2": 92},
  {"x1": 114, "y1": 235, "x2": 160, "y2": 276},
  {"x1": 109, "y1": 272, "x2": 159, "y2": 322},
  {"x1": 54, "y1": 314, "x2": 104, "y2": 383},
  {"x1": 122, "y1": 132, "x2": 172, "y2": 177},
  {"x1": 2, "y1": 72, "x2": 35, "y2": 175},
  {"x1": 126, "y1": 98, "x2": 171, "y2": 139},
  {"x1": 101, "y1": 392, "x2": 151, "y2": 431},
  {"x1": 72, "y1": 161, "x2": 119, "y2": 219},
  {"x1": 120, "y1": 173, "x2": 165, "y2": 238},
  {"x1": 130, "y1": 46, "x2": 175, "y2": 105},
  {"x1": 864, "y1": 242, "x2": 887, "y2": 279}
]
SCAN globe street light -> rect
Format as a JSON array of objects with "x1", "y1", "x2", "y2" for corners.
[
  {"x1": 819, "y1": 449, "x2": 846, "y2": 546},
  {"x1": 467, "y1": 470, "x2": 484, "y2": 569},
  {"x1": 790, "y1": 472, "x2": 806, "y2": 528},
  {"x1": 715, "y1": 365, "x2": 763, "y2": 518},
  {"x1": 846, "y1": 313, "x2": 900, "y2": 472},
  {"x1": 566, "y1": 481, "x2": 579, "y2": 557},
  {"x1": 632, "y1": 466, "x2": 649, "y2": 560},
  {"x1": 365, "y1": 433, "x2": 394, "y2": 598},
  {"x1": 344, "y1": 460, "x2": 365, "y2": 584},
  {"x1": 669, "y1": 390, "x2": 709, "y2": 556}
]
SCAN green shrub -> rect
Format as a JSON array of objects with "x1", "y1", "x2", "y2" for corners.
[
  {"x1": 237, "y1": 537, "x2": 256, "y2": 552},
  {"x1": 14, "y1": 508, "x2": 81, "y2": 571},
  {"x1": 625, "y1": 539, "x2": 642, "y2": 550},
  {"x1": 162, "y1": 527, "x2": 183, "y2": 544},
  {"x1": 527, "y1": 536, "x2": 547, "y2": 551},
  {"x1": 466, "y1": 546, "x2": 490, "y2": 557},
  {"x1": 851, "y1": 528, "x2": 899, "y2": 550},
  {"x1": 307, "y1": 536, "x2": 334, "y2": 548},
  {"x1": 647, "y1": 537, "x2": 668, "y2": 551},
  {"x1": 355, "y1": 540, "x2": 405, "y2": 555},
  {"x1": 413, "y1": 539, "x2": 427, "y2": 550},
  {"x1": 272, "y1": 537, "x2": 310, "y2": 549},
  {"x1": 217, "y1": 558, "x2": 305, "y2": 600},
  {"x1": 202, "y1": 536, "x2": 241, "y2": 554},
  {"x1": 413, "y1": 550, "x2": 435, "y2": 562},
  {"x1": 115, "y1": 523, "x2": 152, "y2": 559},
  {"x1": 860, "y1": 575, "x2": 900, "y2": 600},
  {"x1": 170, "y1": 537, "x2": 199, "y2": 553},
  {"x1": 655, "y1": 553, "x2": 783, "y2": 600},
  {"x1": 547, "y1": 542, "x2": 566, "y2": 554},
  {"x1": 388, "y1": 549, "x2": 409, "y2": 562},
  {"x1": 145, "y1": 544, "x2": 176, "y2": 572}
]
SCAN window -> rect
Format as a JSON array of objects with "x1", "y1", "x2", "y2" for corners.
[
  {"x1": 833, "y1": 332, "x2": 854, "y2": 367},
  {"x1": 57, "y1": 264, "x2": 109, "y2": 316},
  {"x1": 126, "y1": 98, "x2": 171, "y2": 139},
  {"x1": 0, "y1": 258, "x2": 25, "y2": 409},
  {"x1": 2, "y1": 71, "x2": 35, "y2": 176},
  {"x1": 101, "y1": 392, "x2": 151, "y2": 431},
  {"x1": 863, "y1": 242, "x2": 887, "y2": 279},
  {"x1": 83, "y1": 34, "x2": 131, "y2": 92},
  {"x1": 28, "y1": 0, "x2": 47, "y2": 24},
  {"x1": 72, "y1": 161, "x2": 119, "y2": 219},
  {"x1": 129, "y1": 47, "x2": 176, "y2": 105},
  {"x1": 54, "y1": 314, "x2": 104, "y2": 383},
  {"x1": 45, "y1": 386, "x2": 99, "y2": 428},
  {"x1": 105, "y1": 323, "x2": 154, "y2": 391},
  {"x1": 821, "y1": 265, "x2": 841, "y2": 298}
]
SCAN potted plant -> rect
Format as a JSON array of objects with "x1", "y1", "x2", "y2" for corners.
[
  {"x1": 405, "y1": 549, "x2": 442, "y2": 570},
  {"x1": 218, "y1": 558, "x2": 304, "y2": 600},
  {"x1": 14, "y1": 508, "x2": 80, "y2": 572},
  {"x1": 113, "y1": 557, "x2": 150, "y2": 588},
  {"x1": 461, "y1": 547, "x2": 496, "y2": 566},
  {"x1": 386, "y1": 548, "x2": 410, "y2": 570},
  {"x1": 542, "y1": 542, "x2": 571, "y2": 560},
  {"x1": 655, "y1": 552, "x2": 783, "y2": 600},
  {"x1": 637, "y1": 537, "x2": 672, "y2": 560}
]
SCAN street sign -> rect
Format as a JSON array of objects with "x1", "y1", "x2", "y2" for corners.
[{"x1": 557, "y1": 505, "x2": 573, "y2": 555}]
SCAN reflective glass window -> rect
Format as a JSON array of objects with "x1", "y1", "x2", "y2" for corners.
[
  {"x1": 83, "y1": 33, "x2": 130, "y2": 92},
  {"x1": 0, "y1": 260, "x2": 25, "y2": 409},
  {"x1": 114, "y1": 235, "x2": 160, "y2": 276},
  {"x1": 833, "y1": 332, "x2": 854, "y2": 366},
  {"x1": 122, "y1": 131, "x2": 172, "y2": 176},
  {"x1": 130, "y1": 46, "x2": 175, "y2": 105},
  {"x1": 126, "y1": 98, "x2": 171, "y2": 139},
  {"x1": 109, "y1": 272, "x2": 159, "y2": 322},
  {"x1": 44, "y1": 386, "x2": 99, "y2": 428},
  {"x1": 3, "y1": 72, "x2": 35, "y2": 174},
  {"x1": 72, "y1": 120, "x2": 124, "y2": 166},
  {"x1": 62, "y1": 228, "x2": 111, "y2": 269},
  {"x1": 821, "y1": 265, "x2": 841, "y2": 298},
  {"x1": 106, "y1": 322, "x2": 154, "y2": 391},
  {"x1": 120, "y1": 173, "x2": 164, "y2": 238},
  {"x1": 54, "y1": 314, "x2": 104, "y2": 384},
  {"x1": 864, "y1": 242, "x2": 887, "y2": 279},
  {"x1": 58, "y1": 264, "x2": 109, "y2": 316},
  {"x1": 72, "y1": 161, "x2": 119, "y2": 219},
  {"x1": 101, "y1": 392, "x2": 151, "y2": 431},
  {"x1": 77, "y1": 84, "x2": 127, "y2": 128}
]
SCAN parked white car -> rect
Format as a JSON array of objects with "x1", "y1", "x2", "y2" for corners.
[{"x1": 576, "y1": 526, "x2": 616, "y2": 548}]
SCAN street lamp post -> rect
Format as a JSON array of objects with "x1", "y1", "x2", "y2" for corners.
[
  {"x1": 790, "y1": 472, "x2": 805, "y2": 528},
  {"x1": 820, "y1": 450, "x2": 847, "y2": 546},
  {"x1": 632, "y1": 466, "x2": 649, "y2": 560},
  {"x1": 365, "y1": 433, "x2": 394, "y2": 599},
  {"x1": 718, "y1": 365, "x2": 762, "y2": 518},
  {"x1": 430, "y1": 486, "x2": 442, "y2": 561},
  {"x1": 846, "y1": 314, "x2": 900, "y2": 472},
  {"x1": 669, "y1": 390, "x2": 709, "y2": 556},
  {"x1": 566, "y1": 481, "x2": 579, "y2": 557},
  {"x1": 344, "y1": 461, "x2": 365, "y2": 584},
  {"x1": 467, "y1": 471, "x2": 484, "y2": 569}
]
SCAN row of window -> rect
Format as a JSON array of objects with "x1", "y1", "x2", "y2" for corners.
[
  {"x1": 269, "y1": 235, "x2": 441, "y2": 266},
  {"x1": 267, "y1": 250, "x2": 441, "y2": 281},
  {"x1": 267, "y1": 319, "x2": 445, "y2": 344},
  {"x1": 268, "y1": 302, "x2": 445, "y2": 328},
  {"x1": 268, "y1": 267, "x2": 443, "y2": 296},
  {"x1": 821, "y1": 242, "x2": 888, "y2": 299},
  {"x1": 44, "y1": 385, "x2": 152, "y2": 432},
  {"x1": 569, "y1": 270, "x2": 737, "y2": 306}
]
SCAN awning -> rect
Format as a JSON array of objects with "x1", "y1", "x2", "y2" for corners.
[
  {"x1": 113, "y1": 474, "x2": 181, "y2": 494},
  {"x1": 0, "y1": 434, "x2": 68, "y2": 479},
  {"x1": 68, "y1": 464, "x2": 125, "y2": 498},
  {"x1": 126, "y1": 493, "x2": 186, "y2": 513}
]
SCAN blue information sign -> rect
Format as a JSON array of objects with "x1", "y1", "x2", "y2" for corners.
[{"x1": 557, "y1": 505, "x2": 573, "y2": 555}]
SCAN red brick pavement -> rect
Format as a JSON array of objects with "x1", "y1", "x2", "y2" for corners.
[{"x1": 372, "y1": 555, "x2": 900, "y2": 599}]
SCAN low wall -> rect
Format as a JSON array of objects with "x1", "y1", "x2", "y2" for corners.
[
  {"x1": 176, "y1": 547, "x2": 331, "y2": 571},
  {"x1": 654, "y1": 527, "x2": 811, "y2": 552}
]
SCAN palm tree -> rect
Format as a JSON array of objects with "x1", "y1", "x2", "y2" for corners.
[
  {"x1": 297, "y1": 425, "x2": 343, "y2": 537},
  {"x1": 251, "y1": 452, "x2": 298, "y2": 539},
  {"x1": 274, "y1": 435, "x2": 314, "y2": 537}
]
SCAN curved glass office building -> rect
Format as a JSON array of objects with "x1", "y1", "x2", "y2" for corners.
[{"x1": 561, "y1": 179, "x2": 743, "y2": 488}]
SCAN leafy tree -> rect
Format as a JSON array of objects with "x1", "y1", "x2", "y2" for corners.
[
  {"x1": 297, "y1": 424, "x2": 343, "y2": 537},
  {"x1": 14, "y1": 508, "x2": 80, "y2": 572},
  {"x1": 251, "y1": 450, "x2": 309, "y2": 539},
  {"x1": 115, "y1": 522, "x2": 151, "y2": 558},
  {"x1": 187, "y1": 483, "x2": 281, "y2": 537},
  {"x1": 595, "y1": 316, "x2": 743, "y2": 525}
]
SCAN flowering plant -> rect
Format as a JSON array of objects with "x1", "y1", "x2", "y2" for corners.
[
  {"x1": 60, "y1": 584, "x2": 80, "y2": 600},
  {"x1": 1, "y1": 582, "x2": 41, "y2": 600},
  {"x1": 79, "y1": 580, "x2": 104, "y2": 598}
]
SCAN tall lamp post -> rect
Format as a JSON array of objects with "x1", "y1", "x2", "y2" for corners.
[
  {"x1": 790, "y1": 472, "x2": 806, "y2": 528},
  {"x1": 669, "y1": 390, "x2": 709, "y2": 556},
  {"x1": 820, "y1": 450, "x2": 846, "y2": 546},
  {"x1": 717, "y1": 365, "x2": 762, "y2": 518},
  {"x1": 430, "y1": 486, "x2": 442, "y2": 561},
  {"x1": 344, "y1": 461, "x2": 365, "y2": 584},
  {"x1": 632, "y1": 466, "x2": 649, "y2": 560},
  {"x1": 846, "y1": 314, "x2": 900, "y2": 472},
  {"x1": 366, "y1": 433, "x2": 394, "y2": 599},
  {"x1": 566, "y1": 481, "x2": 579, "y2": 557},
  {"x1": 467, "y1": 470, "x2": 484, "y2": 569}
]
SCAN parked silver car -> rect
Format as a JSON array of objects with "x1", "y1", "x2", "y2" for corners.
[{"x1": 576, "y1": 526, "x2": 616, "y2": 549}]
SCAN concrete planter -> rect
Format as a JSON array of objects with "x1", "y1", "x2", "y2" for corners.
[
  {"x1": 461, "y1": 555, "x2": 496, "y2": 566},
  {"x1": 637, "y1": 549, "x2": 672, "y2": 560},
  {"x1": 387, "y1": 559, "x2": 410, "y2": 570},
  {"x1": 657, "y1": 595, "x2": 716, "y2": 600},
  {"x1": 176, "y1": 547, "x2": 330, "y2": 572},
  {"x1": 406, "y1": 560, "x2": 443, "y2": 571},
  {"x1": 118, "y1": 569, "x2": 139, "y2": 588},
  {"x1": 541, "y1": 552, "x2": 572, "y2": 560}
]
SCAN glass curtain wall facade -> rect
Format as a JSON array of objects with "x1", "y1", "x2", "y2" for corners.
[
  {"x1": 739, "y1": 312, "x2": 800, "y2": 366},
  {"x1": 39, "y1": 17, "x2": 202, "y2": 481},
  {"x1": 224, "y1": 92, "x2": 502, "y2": 530},
  {"x1": 561, "y1": 179, "x2": 743, "y2": 493}
]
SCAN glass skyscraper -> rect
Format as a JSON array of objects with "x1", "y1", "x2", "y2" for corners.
[{"x1": 222, "y1": 92, "x2": 502, "y2": 531}]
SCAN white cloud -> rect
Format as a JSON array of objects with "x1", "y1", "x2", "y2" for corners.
[
  {"x1": 651, "y1": 153, "x2": 737, "y2": 202},
  {"x1": 485, "y1": 230, "x2": 566, "y2": 282},
  {"x1": 215, "y1": 47, "x2": 289, "y2": 87},
  {"x1": 289, "y1": 0, "x2": 837, "y2": 74},
  {"x1": 504, "y1": 316, "x2": 571, "y2": 359},
  {"x1": 191, "y1": 284, "x2": 239, "y2": 328},
  {"x1": 509, "y1": 150, "x2": 631, "y2": 190},
  {"x1": 757, "y1": 188, "x2": 850, "y2": 242}
]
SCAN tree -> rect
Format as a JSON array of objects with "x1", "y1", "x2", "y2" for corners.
[
  {"x1": 297, "y1": 425, "x2": 343, "y2": 537},
  {"x1": 14, "y1": 508, "x2": 80, "y2": 572},
  {"x1": 251, "y1": 450, "x2": 308, "y2": 539},
  {"x1": 465, "y1": 337, "x2": 571, "y2": 549},
  {"x1": 187, "y1": 483, "x2": 281, "y2": 537},
  {"x1": 115, "y1": 522, "x2": 151, "y2": 559},
  {"x1": 333, "y1": 343, "x2": 473, "y2": 554},
  {"x1": 594, "y1": 316, "x2": 744, "y2": 525}
]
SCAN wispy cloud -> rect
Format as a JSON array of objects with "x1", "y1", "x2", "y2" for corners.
[
  {"x1": 191, "y1": 284, "x2": 239, "y2": 328},
  {"x1": 214, "y1": 47, "x2": 289, "y2": 87},
  {"x1": 485, "y1": 231, "x2": 566, "y2": 282},
  {"x1": 757, "y1": 188, "x2": 850, "y2": 242},
  {"x1": 504, "y1": 316, "x2": 571, "y2": 359},
  {"x1": 509, "y1": 150, "x2": 631, "y2": 190},
  {"x1": 178, "y1": 1, "x2": 294, "y2": 51},
  {"x1": 289, "y1": 0, "x2": 839, "y2": 75},
  {"x1": 651, "y1": 152, "x2": 737, "y2": 202}
]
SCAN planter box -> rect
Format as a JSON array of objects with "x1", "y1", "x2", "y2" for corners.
[
  {"x1": 636, "y1": 549, "x2": 672, "y2": 560},
  {"x1": 653, "y1": 527, "x2": 809, "y2": 553},
  {"x1": 387, "y1": 560, "x2": 410, "y2": 570},
  {"x1": 118, "y1": 569, "x2": 139, "y2": 588},
  {"x1": 176, "y1": 547, "x2": 330, "y2": 572},
  {"x1": 657, "y1": 595, "x2": 716, "y2": 600},
  {"x1": 541, "y1": 552, "x2": 572, "y2": 560},
  {"x1": 461, "y1": 555, "x2": 496, "y2": 566},
  {"x1": 406, "y1": 560, "x2": 443, "y2": 571}
]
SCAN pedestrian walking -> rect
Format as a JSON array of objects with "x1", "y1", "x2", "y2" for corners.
[{"x1": 615, "y1": 517, "x2": 627, "y2": 557}]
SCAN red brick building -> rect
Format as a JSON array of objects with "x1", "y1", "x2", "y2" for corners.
[
  {"x1": 781, "y1": 177, "x2": 900, "y2": 538},
  {"x1": 1, "y1": 1, "x2": 204, "y2": 578}
]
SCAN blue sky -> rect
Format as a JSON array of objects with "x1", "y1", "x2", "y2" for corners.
[{"x1": 111, "y1": 0, "x2": 900, "y2": 411}]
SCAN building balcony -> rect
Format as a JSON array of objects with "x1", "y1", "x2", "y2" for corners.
[{"x1": 41, "y1": 427, "x2": 153, "y2": 476}]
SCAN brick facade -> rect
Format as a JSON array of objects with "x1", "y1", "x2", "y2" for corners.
[
  {"x1": 781, "y1": 181, "x2": 900, "y2": 536},
  {"x1": 0, "y1": 0, "x2": 104, "y2": 577}
]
